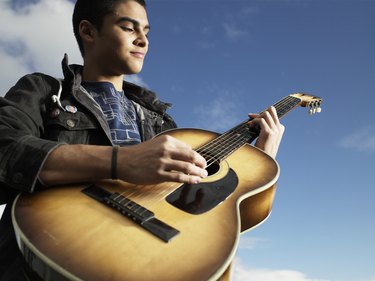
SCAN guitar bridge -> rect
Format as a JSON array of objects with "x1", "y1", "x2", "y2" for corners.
[{"x1": 82, "y1": 184, "x2": 180, "y2": 243}]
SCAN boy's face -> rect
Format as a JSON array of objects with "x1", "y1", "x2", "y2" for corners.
[{"x1": 90, "y1": 1, "x2": 149, "y2": 76}]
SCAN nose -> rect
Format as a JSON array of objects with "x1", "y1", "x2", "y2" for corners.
[{"x1": 134, "y1": 32, "x2": 148, "y2": 48}]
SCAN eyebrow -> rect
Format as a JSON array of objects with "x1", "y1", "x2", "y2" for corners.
[{"x1": 115, "y1": 16, "x2": 150, "y2": 31}]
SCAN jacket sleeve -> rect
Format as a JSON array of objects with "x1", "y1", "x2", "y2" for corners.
[{"x1": 0, "y1": 73, "x2": 62, "y2": 193}]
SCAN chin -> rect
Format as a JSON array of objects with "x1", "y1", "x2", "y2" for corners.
[{"x1": 124, "y1": 64, "x2": 144, "y2": 75}]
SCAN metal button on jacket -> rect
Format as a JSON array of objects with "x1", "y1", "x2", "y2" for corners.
[
  {"x1": 50, "y1": 108, "x2": 61, "y2": 118},
  {"x1": 66, "y1": 119, "x2": 76, "y2": 128}
]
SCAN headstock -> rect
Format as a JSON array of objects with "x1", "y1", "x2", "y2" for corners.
[{"x1": 290, "y1": 92, "x2": 323, "y2": 115}]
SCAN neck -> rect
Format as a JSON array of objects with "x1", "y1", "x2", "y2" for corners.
[{"x1": 82, "y1": 64, "x2": 124, "y2": 91}]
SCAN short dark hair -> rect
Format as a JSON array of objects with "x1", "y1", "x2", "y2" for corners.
[{"x1": 73, "y1": 0, "x2": 146, "y2": 57}]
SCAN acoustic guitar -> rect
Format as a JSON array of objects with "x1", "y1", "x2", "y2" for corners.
[{"x1": 12, "y1": 93, "x2": 322, "y2": 281}]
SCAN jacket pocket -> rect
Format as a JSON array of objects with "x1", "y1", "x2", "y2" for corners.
[{"x1": 44, "y1": 110, "x2": 98, "y2": 144}]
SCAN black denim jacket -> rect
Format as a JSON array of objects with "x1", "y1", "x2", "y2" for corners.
[
  {"x1": 0, "y1": 55, "x2": 176, "y2": 280},
  {"x1": 0, "y1": 54, "x2": 176, "y2": 200}
]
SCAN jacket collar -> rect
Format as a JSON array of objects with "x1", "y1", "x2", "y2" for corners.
[{"x1": 61, "y1": 54, "x2": 172, "y2": 115}]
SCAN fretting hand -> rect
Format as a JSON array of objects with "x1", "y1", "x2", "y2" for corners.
[{"x1": 248, "y1": 106, "x2": 285, "y2": 158}]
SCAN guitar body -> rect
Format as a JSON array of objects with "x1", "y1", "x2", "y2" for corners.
[
  {"x1": 12, "y1": 92, "x2": 323, "y2": 281},
  {"x1": 12, "y1": 128, "x2": 279, "y2": 281}
]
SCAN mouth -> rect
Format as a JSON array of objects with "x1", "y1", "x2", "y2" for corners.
[{"x1": 130, "y1": 51, "x2": 145, "y2": 59}]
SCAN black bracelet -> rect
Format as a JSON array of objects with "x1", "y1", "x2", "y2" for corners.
[{"x1": 111, "y1": 146, "x2": 119, "y2": 180}]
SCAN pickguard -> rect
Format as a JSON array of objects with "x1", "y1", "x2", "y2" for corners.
[{"x1": 166, "y1": 164, "x2": 238, "y2": 215}]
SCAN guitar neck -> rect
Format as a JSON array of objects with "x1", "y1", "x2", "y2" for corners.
[
  {"x1": 195, "y1": 93, "x2": 322, "y2": 164},
  {"x1": 235, "y1": 95, "x2": 304, "y2": 140},
  {"x1": 269, "y1": 95, "x2": 302, "y2": 120}
]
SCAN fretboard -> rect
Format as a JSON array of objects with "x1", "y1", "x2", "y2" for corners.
[{"x1": 196, "y1": 95, "x2": 302, "y2": 166}]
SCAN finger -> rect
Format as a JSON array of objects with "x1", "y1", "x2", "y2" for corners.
[
  {"x1": 247, "y1": 112, "x2": 264, "y2": 132},
  {"x1": 258, "y1": 118, "x2": 272, "y2": 135},
  {"x1": 266, "y1": 106, "x2": 280, "y2": 125},
  {"x1": 158, "y1": 167, "x2": 206, "y2": 184},
  {"x1": 262, "y1": 110, "x2": 276, "y2": 129},
  {"x1": 248, "y1": 110, "x2": 274, "y2": 128},
  {"x1": 154, "y1": 135, "x2": 206, "y2": 167},
  {"x1": 248, "y1": 113, "x2": 259, "y2": 120},
  {"x1": 256, "y1": 107, "x2": 280, "y2": 131},
  {"x1": 165, "y1": 160, "x2": 208, "y2": 178},
  {"x1": 266, "y1": 107, "x2": 285, "y2": 136},
  {"x1": 168, "y1": 147, "x2": 207, "y2": 169},
  {"x1": 167, "y1": 172, "x2": 205, "y2": 185}
]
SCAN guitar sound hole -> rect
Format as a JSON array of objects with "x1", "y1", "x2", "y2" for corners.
[{"x1": 205, "y1": 161, "x2": 220, "y2": 176}]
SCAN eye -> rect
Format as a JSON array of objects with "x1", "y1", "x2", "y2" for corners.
[{"x1": 120, "y1": 26, "x2": 134, "y2": 32}]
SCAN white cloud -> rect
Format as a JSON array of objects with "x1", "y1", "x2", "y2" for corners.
[
  {"x1": 220, "y1": 5, "x2": 258, "y2": 42},
  {"x1": 232, "y1": 259, "x2": 330, "y2": 281},
  {"x1": 238, "y1": 235, "x2": 268, "y2": 250},
  {"x1": 0, "y1": 0, "x2": 81, "y2": 96},
  {"x1": 0, "y1": 47, "x2": 31, "y2": 95},
  {"x1": 125, "y1": 74, "x2": 149, "y2": 89},
  {"x1": 0, "y1": 0, "x2": 146, "y2": 97},
  {"x1": 222, "y1": 22, "x2": 248, "y2": 41},
  {"x1": 193, "y1": 90, "x2": 243, "y2": 132},
  {"x1": 339, "y1": 127, "x2": 375, "y2": 153}
]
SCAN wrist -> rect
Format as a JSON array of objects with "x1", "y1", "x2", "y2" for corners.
[{"x1": 111, "y1": 146, "x2": 119, "y2": 180}]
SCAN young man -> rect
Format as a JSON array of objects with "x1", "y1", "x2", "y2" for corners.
[{"x1": 0, "y1": 0, "x2": 284, "y2": 280}]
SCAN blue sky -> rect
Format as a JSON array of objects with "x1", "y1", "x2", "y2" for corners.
[{"x1": 1, "y1": 0, "x2": 374, "y2": 280}]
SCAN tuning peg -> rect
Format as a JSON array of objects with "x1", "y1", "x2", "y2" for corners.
[{"x1": 309, "y1": 106, "x2": 322, "y2": 115}]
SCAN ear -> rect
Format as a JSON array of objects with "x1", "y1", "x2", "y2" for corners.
[{"x1": 79, "y1": 20, "x2": 97, "y2": 44}]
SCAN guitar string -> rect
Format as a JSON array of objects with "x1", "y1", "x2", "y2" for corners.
[
  {"x1": 196, "y1": 96, "x2": 300, "y2": 166},
  {"x1": 196, "y1": 122, "x2": 251, "y2": 165},
  {"x1": 110, "y1": 183, "x2": 165, "y2": 216},
  {"x1": 111, "y1": 130, "x2": 261, "y2": 215},
  {"x1": 196, "y1": 95, "x2": 298, "y2": 160},
  {"x1": 189, "y1": 101, "x2": 286, "y2": 169},
  {"x1": 133, "y1": 97, "x2": 299, "y2": 211},
  {"x1": 195, "y1": 112, "x2": 266, "y2": 164},
  {"x1": 112, "y1": 180, "x2": 184, "y2": 216},
  {"x1": 136, "y1": 182, "x2": 182, "y2": 216},
  {"x1": 200, "y1": 94, "x2": 313, "y2": 167},
  {"x1": 131, "y1": 96, "x2": 301, "y2": 203},
  {"x1": 113, "y1": 96, "x2": 303, "y2": 217},
  {"x1": 110, "y1": 95, "x2": 302, "y2": 214},
  {"x1": 199, "y1": 126, "x2": 249, "y2": 165}
]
